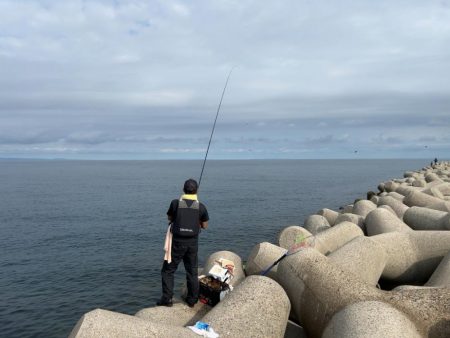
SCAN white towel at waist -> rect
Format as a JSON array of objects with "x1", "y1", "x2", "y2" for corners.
[{"x1": 164, "y1": 224, "x2": 173, "y2": 263}]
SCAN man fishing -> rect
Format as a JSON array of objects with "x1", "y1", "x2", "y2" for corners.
[
  {"x1": 157, "y1": 69, "x2": 231, "y2": 308},
  {"x1": 157, "y1": 178, "x2": 209, "y2": 307}
]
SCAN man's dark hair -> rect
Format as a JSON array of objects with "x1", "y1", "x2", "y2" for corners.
[{"x1": 183, "y1": 179, "x2": 198, "y2": 194}]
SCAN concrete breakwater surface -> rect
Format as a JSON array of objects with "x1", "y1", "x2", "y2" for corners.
[{"x1": 70, "y1": 162, "x2": 450, "y2": 338}]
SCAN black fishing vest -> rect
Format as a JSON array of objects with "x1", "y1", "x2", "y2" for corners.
[{"x1": 172, "y1": 199, "x2": 200, "y2": 238}]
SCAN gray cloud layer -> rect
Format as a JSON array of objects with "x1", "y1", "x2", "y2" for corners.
[{"x1": 1, "y1": 0, "x2": 449, "y2": 159}]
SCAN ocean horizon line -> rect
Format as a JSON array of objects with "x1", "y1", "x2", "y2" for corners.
[{"x1": 0, "y1": 157, "x2": 441, "y2": 162}]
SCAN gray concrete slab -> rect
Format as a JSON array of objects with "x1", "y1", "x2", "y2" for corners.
[{"x1": 135, "y1": 300, "x2": 211, "y2": 327}]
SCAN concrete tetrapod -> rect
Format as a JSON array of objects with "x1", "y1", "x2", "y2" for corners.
[
  {"x1": 245, "y1": 242, "x2": 286, "y2": 280},
  {"x1": 392, "y1": 285, "x2": 436, "y2": 292},
  {"x1": 365, "y1": 208, "x2": 411, "y2": 236},
  {"x1": 339, "y1": 204, "x2": 353, "y2": 214},
  {"x1": 413, "y1": 179, "x2": 427, "y2": 188},
  {"x1": 314, "y1": 221, "x2": 364, "y2": 256},
  {"x1": 425, "y1": 173, "x2": 443, "y2": 183},
  {"x1": 390, "y1": 287, "x2": 450, "y2": 338},
  {"x1": 404, "y1": 171, "x2": 419, "y2": 178},
  {"x1": 276, "y1": 248, "x2": 450, "y2": 338},
  {"x1": 341, "y1": 204, "x2": 354, "y2": 214},
  {"x1": 387, "y1": 191, "x2": 406, "y2": 201},
  {"x1": 384, "y1": 181, "x2": 400, "y2": 192},
  {"x1": 322, "y1": 301, "x2": 422, "y2": 338},
  {"x1": 395, "y1": 185, "x2": 418, "y2": 197},
  {"x1": 277, "y1": 225, "x2": 312, "y2": 250},
  {"x1": 334, "y1": 213, "x2": 365, "y2": 231},
  {"x1": 403, "y1": 206, "x2": 450, "y2": 231},
  {"x1": 425, "y1": 250, "x2": 450, "y2": 287},
  {"x1": 316, "y1": 208, "x2": 339, "y2": 226},
  {"x1": 370, "y1": 195, "x2": 379, "y2": 204},
  {"x1": 377, "y1": 195, "x2": 409, "y2": 219},
  {"x1": 352, "y1": 199, "x2": 377, "y2": 218},
  {"x1": 423, "y1": 186, "x2": 446, "y2": 199},
  {"x1": 201, "y1": 250, "x2": 245, "y2": 287},
  {"x1": 263, "y1": 222, "x2": 363, "y2": 276},
  {"x1": 424, "y1": 179, "x2": 450, "y2": 190},
  {"x1": 431, "y1": 182, "x2": 450, "y2": 195},
  {"x1": 276, "y1": 248, "x2": 381, "y2": 337},
  {"x1": 69, "y1": 308, "x2": 198, "y2": 338},
  {"x1": 378, "y1": 204, "x2": 397, "y2": 216},
  {"x1": 404, "y1": 190, "x2": 450, "y2": 212},
  {"x1": 328, "y1": 236, "x2": 387, "y2": 286},
  {"x1": 201, "y1": 275, "x2": 291, "y2": 338},
  {"x1": 436, "y1": 169, "x2": 449, "y2": 176},
  {"x1": 303, "y1": 215, "x2": 330, "y2": 234},
  {"x1": 371, "y1": 231, "x2": 450, "y2": 284}
]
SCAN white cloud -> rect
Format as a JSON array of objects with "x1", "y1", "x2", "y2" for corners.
[
  {"x1": 1, "y1": 0, "x2": 450, "y2": 158},
  {"x1": 169, "y1": 2, "x2": 191, "y2": 17},
  {"x1": 159, "y1": 147, "x2": 205, "y2": 153},
  {"x1": 112, "y1": 53, "x2": 141, "y2": 64}
]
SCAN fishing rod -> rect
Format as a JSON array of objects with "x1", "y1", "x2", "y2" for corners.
[{"x1": 198, "y1": 67, "x2": 234, "y2": 188}]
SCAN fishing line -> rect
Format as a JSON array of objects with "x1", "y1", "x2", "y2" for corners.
[
  {"x1": 260, "y1": 219, "x2": 333, "y2": 276},
  {"x1": 198, "y1": 67, "x2": 235, "y2": 188},
  {"x1": 260, "y1": 234, "x2": 316, "y2": 276}
]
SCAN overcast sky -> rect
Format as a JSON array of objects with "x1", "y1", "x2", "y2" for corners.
[{"x1": 1, "y1": 0, "x2": 449, "y2": 159}]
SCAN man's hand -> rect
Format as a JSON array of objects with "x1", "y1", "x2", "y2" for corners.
[{"x1": 200, "y1": 221, "x2": 208, "y2": 229}]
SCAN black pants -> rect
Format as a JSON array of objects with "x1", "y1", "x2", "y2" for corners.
[{"x1": 161, "y1": 236, "x2": 199, "y2": 304}]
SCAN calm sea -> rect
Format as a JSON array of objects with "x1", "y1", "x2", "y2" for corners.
[{"x1": 0, "y1": 159, "x2": 426, "y2": 337}]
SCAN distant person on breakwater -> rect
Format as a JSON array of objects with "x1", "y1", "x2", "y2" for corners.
[
  {"x1": 434, "y1": 158, "x2": 438, "y2": 165},
  {"x1": 157, "y1": 178, "x2": 209, "y2": 307}
]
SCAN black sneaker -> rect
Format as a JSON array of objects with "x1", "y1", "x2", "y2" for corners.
[
  {"x1": 181, "y1": 295, "x2": 197, "y2": 308},
  {"x1": 156, "y1": 299, "x2": 173, "y2": 307}
]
